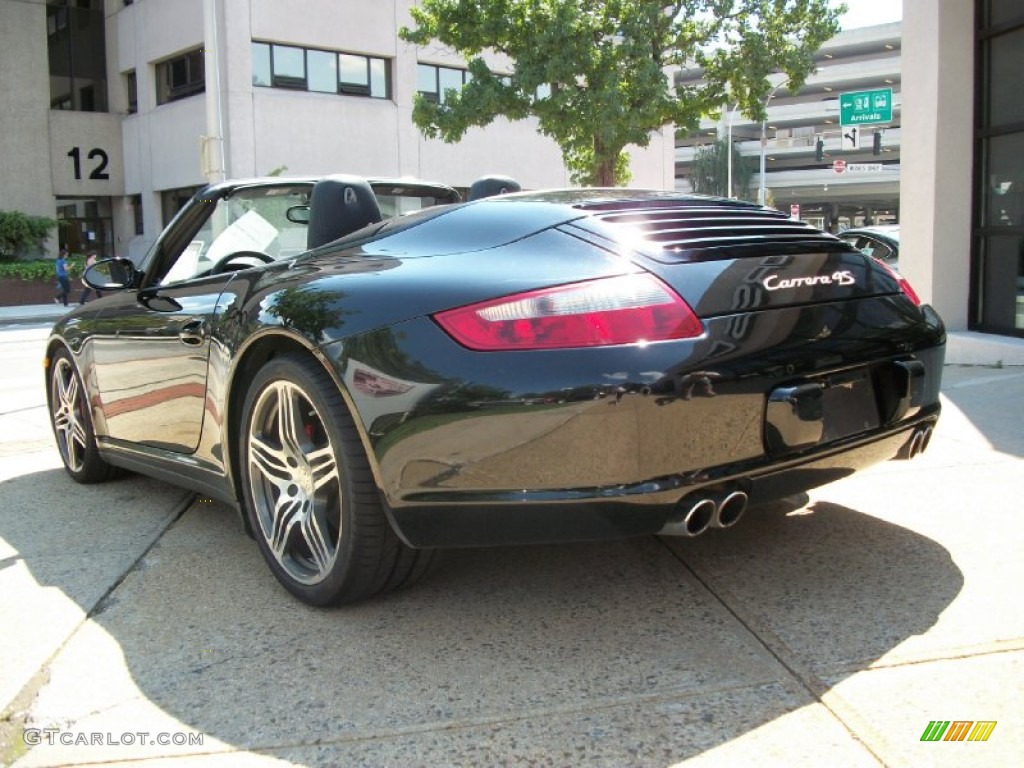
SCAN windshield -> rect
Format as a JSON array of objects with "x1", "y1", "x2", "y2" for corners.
[{"x1": 160, "y1": 185, "x2": 311, "y2": 285}]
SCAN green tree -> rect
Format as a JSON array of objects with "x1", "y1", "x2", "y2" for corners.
[
  {"x1": 400, "y1": 0, "x2": 842, "y2": 186},
  {"x1": 689, "y1": 138, "x2": 754, "y2": 200},
  {"x1": 0, "y1": 210, "x2": 58, "y2": 260}
]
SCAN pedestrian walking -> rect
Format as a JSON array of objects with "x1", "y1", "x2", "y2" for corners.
[
  {"x1": 79, "y1": 250, "x2": 103, "y2": 304},
  {"x1": 54, "y1": 248, "x2": 71, "y2": 307}
]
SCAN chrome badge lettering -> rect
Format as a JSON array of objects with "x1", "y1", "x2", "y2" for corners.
[{"x1": 763, "y1": 270, "x2": 856, "y2": 291}]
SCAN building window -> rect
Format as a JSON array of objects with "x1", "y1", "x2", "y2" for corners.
[
  {"x1": 46, "y1": 1, "x2": 108, "y2": 112},
  {"x1": 156, "y1": 48, "x2": 205, "y2": 105},
  {"x1": 161, "y1": 186, "x2": 202, "y2": 227},
  {"x1": 417, "y1": 64, "x2": 469, "y2": 104},
  {"x1": 308, "y1": 49, "x2": 338, "y2": 93},
  {"x1": 55, "y1": 196, "x2": 113, "y2": 258},
  {"x1": 271, "y1": 45, "x2": 306, "y2": 88},
  {"x1": 125, "y1": 70, "x2": 137, "y2": 113},
  {"x1": 974, "y1": 1, "x2": 1024, "y2": 336},
  {"x1": 252, "y1": 42, "x2": 271, "y2": 87},
  {"x1": 130, "y1": 195, "x2": 143, "y2": 235},
  {"x1": 252, "y1": 42, "x2": 390, "y2": 99}
]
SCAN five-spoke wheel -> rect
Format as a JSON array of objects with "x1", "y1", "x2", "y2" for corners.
[
  {"x1": 240, "y1": 353, "x2": 434, "y2": 605},
  {"x1": 246, "y1": 378, "x2": 342, "y2": 585},
  {"x1": 48, "y1": 348, "x2": 116, "y2": 483}
]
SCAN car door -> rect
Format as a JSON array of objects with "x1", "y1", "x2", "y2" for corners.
[
  {"x1": 86, "y1": 276, "x2": 234, "y2": 453},
  {"x1": 87, "y1": 182, "x2": 313, "y2": 453}
]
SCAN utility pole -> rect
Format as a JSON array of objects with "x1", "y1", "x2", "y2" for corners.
[
  {"x1": 202, "y1": 0, "x2": 226, "y2": 183},
  {"x1": 758, "y1": 79, "x2": 787, "y2": 207}
]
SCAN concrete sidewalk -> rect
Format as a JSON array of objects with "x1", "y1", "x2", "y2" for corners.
[
  {"x1": 2, "y1": 327, "x2": 1022, "y2": 766},
  {"x1": 0, "y1": 304, "x2": 72, "y2": 326}
]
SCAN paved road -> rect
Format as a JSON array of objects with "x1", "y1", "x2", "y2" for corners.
[{"x1": 1, "y1": 325, "x2": 1021, "y2": 766}]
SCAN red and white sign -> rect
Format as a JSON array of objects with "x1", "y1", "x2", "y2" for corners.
[
  {"x1": 789, "y1": 204, "x2": 800, "y2": 219},
  {"x1": 833, "y1": 159, "x2": 847, "y2": 174}
]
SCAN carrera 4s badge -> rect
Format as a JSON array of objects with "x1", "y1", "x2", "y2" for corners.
[{"x1": 763, "y1": 270, "x2": 856, "y2": 291}]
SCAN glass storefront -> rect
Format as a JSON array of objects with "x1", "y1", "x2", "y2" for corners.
[
  {"x1": 974, "y1": 1, "x2": 1024, "y2": 336},
  {"x1": 56, "y1": 197, "x2": 113, "y2": 258}
]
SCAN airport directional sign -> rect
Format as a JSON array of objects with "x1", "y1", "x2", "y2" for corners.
[{"x1": 839, "y1": 88, "x2": 893, "y2": 126}]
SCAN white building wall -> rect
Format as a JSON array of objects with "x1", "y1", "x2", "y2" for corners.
[
  {"x1": 0, "y1": 0, "x2": 57, "y2": 248},
  {"x1": 251, "y1": 90, "x2": 406, "y2": 178},
  {"x1": 236, "y1": 0, "x2": 668, "y2": 189},
  {"x1": 900, "y1": 0, "x2": 974, "y2": 331},
  {"x1": 115, "y1": 0, "x2": 208, "y2": 259},
  {"x1": 222, "y1": 0, "x2": 256, "y2": 178},
  {"x1": 4, "y1": 0, "x2": 671, "y2": 263}
]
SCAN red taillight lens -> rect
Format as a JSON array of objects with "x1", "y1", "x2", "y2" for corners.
[
  {"x1": 433, "y1": 274, "x2": 704, "y2": 351},
  {"x1": 898, "y1": 277, "x2": 922, "y2": 307},
  {"x1": 875, "y1": 259, "x2": 922, "y2": 306}
]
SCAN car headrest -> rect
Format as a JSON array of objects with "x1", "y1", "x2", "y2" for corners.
[
  {"x1": 468, "y1": 175, "x2": 522, "y2": 201},
  {"x1": 306, "y1": 175, "x2": 383, "y2": 250}
]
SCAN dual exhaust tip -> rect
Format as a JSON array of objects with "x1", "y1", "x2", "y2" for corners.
[
  {"x1": 661, "y1": 424, "x2": 935, "y2": 537},
  {"x1": 900, "y1": 424, "x2": 935, "y2": 460},
  {"x1": 660, "y1": 490, "x2": 749, "y2": 538}
]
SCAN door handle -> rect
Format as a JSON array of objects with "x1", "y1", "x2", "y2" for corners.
[{"x1": 179, "y1": 319, "x2": 206, "y2": 346}]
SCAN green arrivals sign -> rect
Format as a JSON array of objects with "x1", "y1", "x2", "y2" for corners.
[{"x1": 839, "y1": 88, "x2": 893, "y2": 125}]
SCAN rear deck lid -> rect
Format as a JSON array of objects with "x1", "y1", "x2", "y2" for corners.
[{"x1": 565, "y1": 197, "x2": 905, "y2": 316}]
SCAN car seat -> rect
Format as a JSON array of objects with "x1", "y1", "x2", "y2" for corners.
[
  {"x1": 306, "y1": 175, "x2": 383, "y2": 250},
  {"x1": 468, "y1": 175, "x2": 522, "y2": 201}
]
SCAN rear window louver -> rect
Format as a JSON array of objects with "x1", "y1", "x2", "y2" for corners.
[{"x1": 576, "y1": 198, "x2": 841, "y2": 261}]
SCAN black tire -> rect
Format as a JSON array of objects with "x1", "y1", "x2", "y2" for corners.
[
  {"x1": 48, "y1": 347, "x2": 118, "y2": 483},
  {"x1": 239, "y1": 353, "x2": 434, "y2": 606}
]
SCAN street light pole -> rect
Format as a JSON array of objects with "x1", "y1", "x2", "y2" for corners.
[
  {"x1": 758, "y1": 80, "x2": 787, "y2": 207},
  {"x1": 758, "y1": 115, "x2": 767, "y2": 206},
  {"x1": 202, "y1": 0, "x2": 226, "y2": 183},
  {"x1": 726, "y1": 103, "x2": 739, "y2": 199}
]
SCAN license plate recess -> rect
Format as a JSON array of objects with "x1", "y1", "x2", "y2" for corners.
[{"x1": 765, "y1": 368, "x2": 881, "y2": 453}]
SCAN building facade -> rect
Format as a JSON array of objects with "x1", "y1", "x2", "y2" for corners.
[
  {"x1": 674, "y1": 22, "x2": 902, "y2": 234},
  {"x1": 1, "y1": 0, "x2": 1019, "y2": 344},
  {"x1": 0, "y1": 0, "x2": 674, "y2": 263},
  {"x1": 902, "y1": 0, "x2": 1024, "y2": 341}
]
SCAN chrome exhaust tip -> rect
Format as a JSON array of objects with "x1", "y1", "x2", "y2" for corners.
[
  {"x1": 918, "y1": 425, "x2": 933, "y2": 454},
  {"x1": 712, "y1": 490, "x2": 748, "y2": 529},
  {"x1": 898, "y1": 425, "x2": 934, "y2": 460},
  {"x1": 659, "y1": 497, "x2": 717, "y2": 537},
  {"x1": 908, "y1": 430, "x2": 924, "y2": 458}
]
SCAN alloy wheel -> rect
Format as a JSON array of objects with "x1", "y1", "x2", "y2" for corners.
[
  {"x1": 51, "y1": 356, "x2": 89, "y2": 474},
  {"x1": 246, "y1": 380, "x2": 342, "y2": 585}
]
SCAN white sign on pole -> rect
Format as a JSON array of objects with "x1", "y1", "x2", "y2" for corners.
[{"x1": 841, "y1": 125, "x2": 862, "y2": 150}]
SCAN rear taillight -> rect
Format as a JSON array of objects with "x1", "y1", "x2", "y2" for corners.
[
  {"x1": 434, "y1": 274, "x2": 704, "y2": 351},
  {"x1": 875, "y1": 259, "x2": 922, "y2": 306}
]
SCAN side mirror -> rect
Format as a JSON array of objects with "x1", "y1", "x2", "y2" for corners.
[{"x1": 84, "y1": 257, "x2": 139, "y2": 291}]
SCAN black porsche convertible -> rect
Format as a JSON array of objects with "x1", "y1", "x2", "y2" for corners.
[{"x1": 46, "y1": 175, "x2": 945, "y2": 605}]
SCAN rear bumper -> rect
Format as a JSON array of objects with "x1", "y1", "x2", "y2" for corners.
[
  {"x1": 328, "y1": 300, "x2": 946, "y2": 548},
  {"x1": 387, "y1": 405, "x2": 939, "y2": 548}
]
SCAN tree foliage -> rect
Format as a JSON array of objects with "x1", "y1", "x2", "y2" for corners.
[
  {"x1": 0, "y1": 210, "x2": 58, "y2": 260},
  {"x1": 689, "y1": 139, "x2": 754, "y2": 200},
  {"x1": 400, "y1": 0, "x2": 842, "y2": 186}
]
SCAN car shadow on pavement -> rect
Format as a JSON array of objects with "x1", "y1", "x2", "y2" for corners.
[
  {"x1": 939, "y1": 370, "x2": 1024, "y2": 459},
  {"x1": 2, "y1": 469, "x2": 964, "y2": 766}
]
